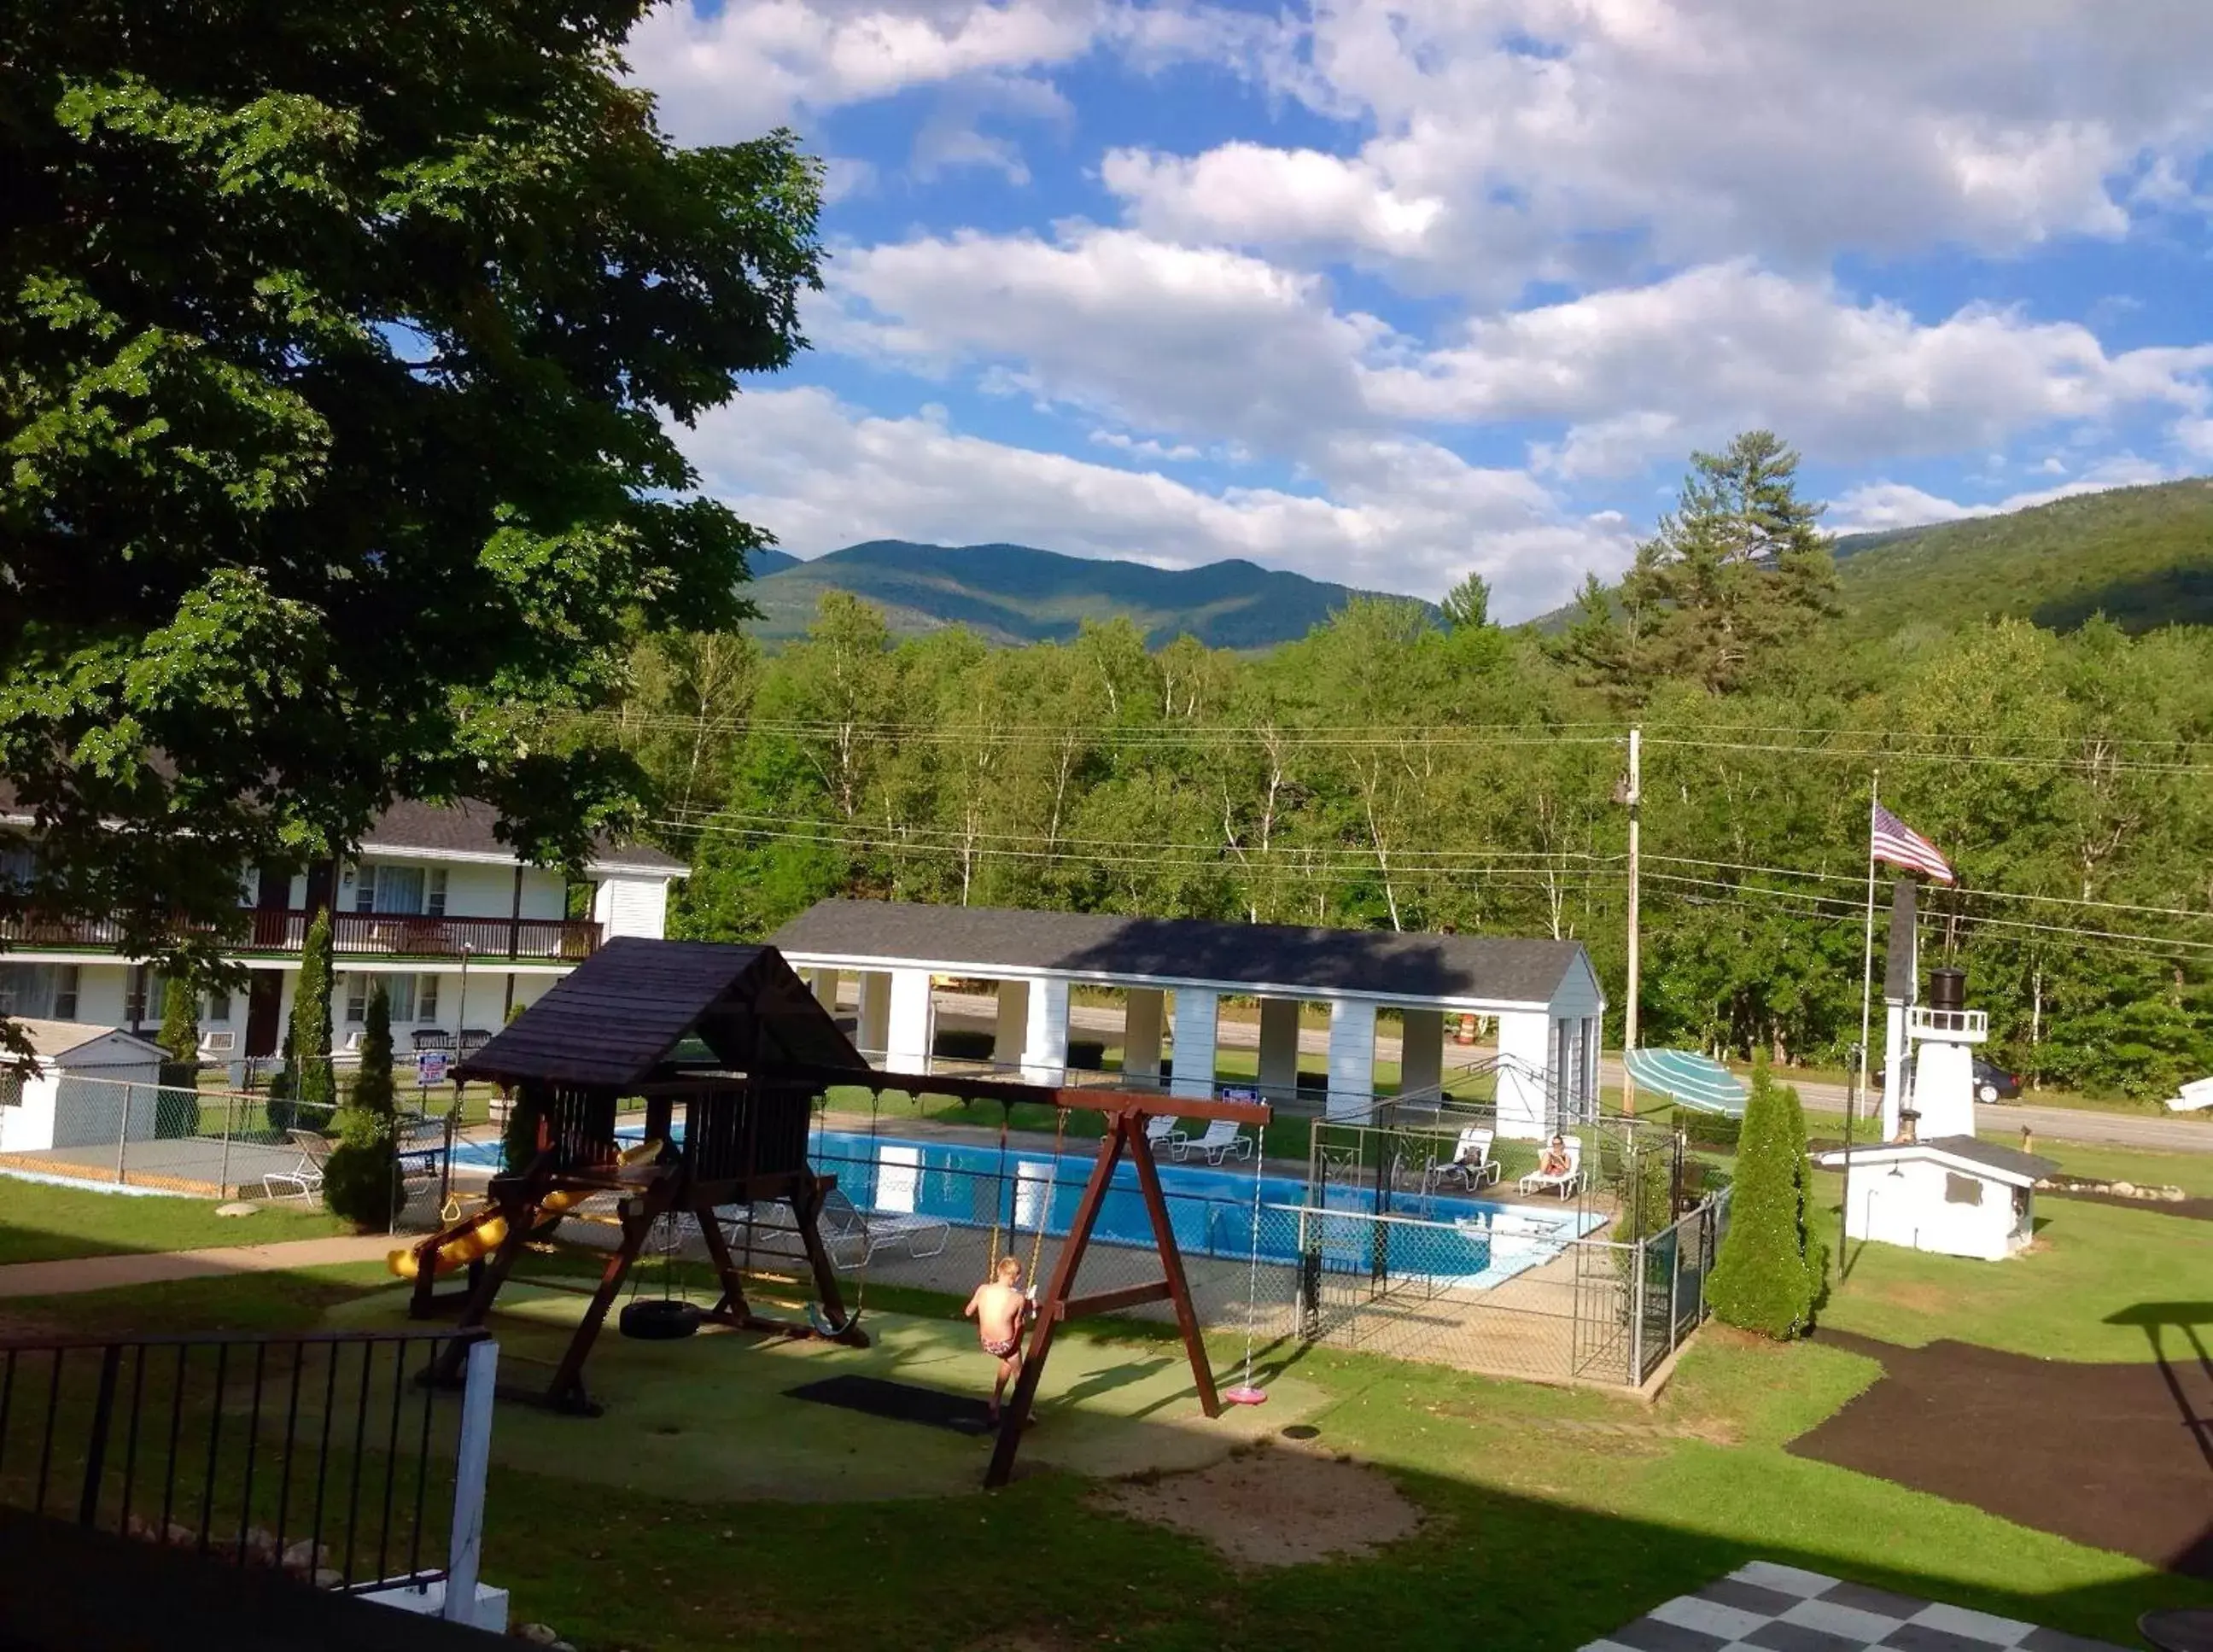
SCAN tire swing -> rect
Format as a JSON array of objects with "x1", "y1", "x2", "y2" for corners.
[{"x1": 619, "y1": 1205, "x2": 701, "y2": 1341}]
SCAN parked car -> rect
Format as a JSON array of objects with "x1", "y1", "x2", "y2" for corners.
[{"x1": 1871, "y1": 1057, "x2": 2023, "y2": 1104}]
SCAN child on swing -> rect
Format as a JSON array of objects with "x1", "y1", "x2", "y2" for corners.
[{"x1": 964, "y1": 1254, "x2": 1030, "y2": 1423}]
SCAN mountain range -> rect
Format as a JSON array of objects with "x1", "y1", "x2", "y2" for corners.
[
  {"x1": 742, "y1": 476, "x2": 2213, "y2": 652},
  {"x1": 739, "y1": 540, "x2": 1438, "y2": 649}
]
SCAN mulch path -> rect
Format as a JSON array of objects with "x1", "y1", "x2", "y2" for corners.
[
  {"x1": 1793, "y1": 1330, "x2": 2213, "y2": 1578},
  {"x1": 2041, "y1": 1188, "x2": 2213, "y2": 1223}
]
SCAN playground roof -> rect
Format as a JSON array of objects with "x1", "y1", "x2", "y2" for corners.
[
  {"x1": 771, "y1": 898, "x2": 1597, "y2": 1012},
  {"x1": 455, "y1": 937, "x2": 867, "y2": 1089}
]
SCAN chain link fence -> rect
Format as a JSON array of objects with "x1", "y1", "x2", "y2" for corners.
[{"x1": 0, "y1": 1071, "x2": 458, "y2": 1231}]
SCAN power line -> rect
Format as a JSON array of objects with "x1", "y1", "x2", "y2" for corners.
[{"x1": 1644, "y1": 855, "x2": 2213, "y2": 924}]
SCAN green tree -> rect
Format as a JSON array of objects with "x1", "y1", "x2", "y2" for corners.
[
  {"x1": 288, "y1": 908, "x2": 336, "y2": 1112},
  {"x1": 1, "y1": 2, "x2": 824, "y2": 1021},
  {"x1": 322, "y1": 983, "x2": 400, "y2": 1228},
  {"x1": 1707, "y1": 1054, "x2": 1817, "y2": 1338},
  {"x1": 1439, "y1": 570, "x2": 1492, "y2": 631},
  {"x1": 155, "y1": 975, "x2": 199, "y2": 1070},
  {"x1": 1562, "y1": 431, "x2": 1840, "y2": 698}
]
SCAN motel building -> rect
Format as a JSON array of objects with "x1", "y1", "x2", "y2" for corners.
[
  {"x1": 0, "y1": 797, "x2": 686, "y2": 1070},
  {"x1": 771, "y1": 899, "x2": 1608, "y2": 1136}
]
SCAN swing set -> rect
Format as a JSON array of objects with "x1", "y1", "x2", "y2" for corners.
[
  {"x1": 408, "y1": 936, "x2": 1274, "y2": 1486},
  {"x1": 781, "y1": 1062, "x2": 1271, "y2": 1487}
]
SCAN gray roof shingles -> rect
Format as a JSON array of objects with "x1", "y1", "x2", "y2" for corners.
[
  {"x1": 770, "y1": 897, "x2": 1588, "y2": 1007},
  {"x1": 456, "y1": 937, "x2": 865, "y2": 1089}
]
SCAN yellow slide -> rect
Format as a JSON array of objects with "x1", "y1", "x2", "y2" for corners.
[{"x1": 388, "y1": 1139, "x2": 666, "y2": 1281}]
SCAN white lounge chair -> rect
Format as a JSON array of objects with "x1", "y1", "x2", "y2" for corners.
[
  {"x1": 262, "y1": 1129, "x2": 333, "y2": 1203},
  {"x1": 1516, "y1": 1135, "x2": 1583, "y2": 1200},
  {"x1": 1144, "y1": 1113, "x2": 1187, "y2": 1155},
  {"x1": 815, "y1": 1188, "x2": 951, "y2": 1270},
  {"x1": 1427, "y1": 1126, "x2": 1500, "y2": 1191},
  {"x1": 1173, "y1": 1119, "x2": 1252, "y2": 1165}
]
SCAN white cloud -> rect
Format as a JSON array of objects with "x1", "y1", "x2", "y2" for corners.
[
  {"x1": 680, "y1": 387, "x2": 1630, "y2": 616},
  {"x1": 823, "y1": 225, "x2": 1399, "y2": 453},
  {"x1": 1363, "y1": 263, "x2": 2213, "y2": 476},
  {"x1": 1831, "y1": 456, "x2": 2178, "y2": 534},
  {"x1": 1102, "y1": 0, "x2": 2213, "y2": 292}
]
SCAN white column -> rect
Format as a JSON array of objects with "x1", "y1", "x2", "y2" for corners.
[
  {"x1": 1257, "y1": 998, "x2": 1301, "y2": 1100},
  {"x1": 1581, "y1": 1017, "x2": 1603, "y2": 1124},
  {"x1": 857, "y1": 971, "x2": 892, "y2": 1064},
  {"x1": 1022, "y1": 978, "x2": 1071, "y2": 1086},
  {"x1": 1170, "y1": 989, "x2": 1217, "y2": 1100},
  {"x1": 993, "y1": 979, "x2": 1029, "y2": 1070},
  {"x1": 442, "y1": 1338, "x2": 499, "y2": 1625},
  {"x1": 809, "y1": 968, "x2": 839, "y2": 1013},
  {"x1": 1881, "y1": 1003, "x2": 1909, "y2": 1140},
  {"x1": 1399, "y1": 1007, "x2": 1445, "y2": 1104},
  {"x1": 886, "y1": 968, "x2": 933, "y2": 1071},
  {"x1": 1326, "y1": 1000, "x2": 1376, "y2": 1119},
  {"x1": 1122, "y1": 987, "x2": 1165, "y2": 1084},
  {"x1": 1494, "y1": 1008, "x2": 1550, "y2": 1139}
]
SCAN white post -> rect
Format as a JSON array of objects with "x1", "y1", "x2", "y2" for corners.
[
  {"x1": 857, "y1": 972, "x2": 892, "y2": 1064},
  {"x1": 1021, "y1": 978, "x2": 1071, "y2": 1086},
  {"x1": 1622, "y1": 724, "x2": 1641, "y2": 1113},
  {"x1": 810, "y1": 968, "x2": 840, "y2": 1013},
  {"x1": 1325, "y1": 1001, "x2": 1376, "y2": 1120},
  {"x1": 1121, "y1": 988, "x2": 1164, "y2": 1084},
  {"x1": 886, "y1": 968, "x2": 934, "y2": 1071},
  {"x1": 1169, "y1": 989, "x2": 1217, "y2": 1100},
  {"x1": 114, "y1": 1080, "x2": 133, "y2": 1184},
  {"x1": 992, "y1": 980, "x2": 1029, "y2": 1071},
  {"x1": 1856, "y1": 771, "x2": 1881, "y2": 1130},
  {"x1": 1256, "y1": 998, "x2": 1301, "y2": 1100},
  {"x1": 443, "y1": 1338, "x2": 499, "y2": 1625},
  {"x1": 1398, "y1": 1008, "x2": 1445, "y2": 1105}
]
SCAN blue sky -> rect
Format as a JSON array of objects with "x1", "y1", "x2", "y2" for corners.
[{"x1": 629, "y1": 0, "x2": 2213, "y2": 620}]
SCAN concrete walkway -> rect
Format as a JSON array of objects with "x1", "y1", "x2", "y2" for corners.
[{"x1": 0, "y1": 1234, "x2": 398, "y2": 1300}]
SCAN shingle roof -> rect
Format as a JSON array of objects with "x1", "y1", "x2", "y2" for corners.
[
  {"x1": 361, "y1": 799, "x2": 687, "y2": 875},
  {"x1": 770, "y1": 898, "x2": 1591, "y2": 1008},
  {"x1": 5, "y1": 1019, "x2": 165, "y2": 1061},
  {"x1": 455, "y1": 937, "x2": 866, "y2": 1089},
  {"x1": 1816, "y1": 1134, "x2": 2060, "y2": 1185}
]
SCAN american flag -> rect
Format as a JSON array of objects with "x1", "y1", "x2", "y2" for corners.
[{"x1": 1871, "y1": 802, "x2": 1953, "y2": 884}]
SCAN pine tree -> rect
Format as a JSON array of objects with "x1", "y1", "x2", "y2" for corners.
[
  {"x1": 321, "y1": 982, "x2": 401, "y2": 1228},
  {"x1": 1439, "y1": 570, "x2": 1492, "y2": 631},
  {"x1": 289, "y1": 908, "x2": 336, "y2": 1112},
  {"x1": 153, "y1": 974, "x2": 202, "y2": 1137},
  {"x1": 1707, "y1": 1054, "x2": 1817, "y2": 1338}
]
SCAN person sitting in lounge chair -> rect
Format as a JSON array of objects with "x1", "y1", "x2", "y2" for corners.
[{"x1": 1537, "y1": 1135, "x2": 1572, "y2": 1180}]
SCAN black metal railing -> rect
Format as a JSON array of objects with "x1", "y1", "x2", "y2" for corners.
[{"x1": 0, "y1": 1328, "x2": 484, "y2": 1595}]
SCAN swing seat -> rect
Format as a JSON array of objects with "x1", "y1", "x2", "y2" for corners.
[{"x1": 619, "y1": 1298, "x2": 703, "y2": 1340}]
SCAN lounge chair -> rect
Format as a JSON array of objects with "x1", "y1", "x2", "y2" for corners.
[
  {"x1": 1173, "y1": 1119, "x2": 1252, "y2": 1165},
  {"x1": 1143, "y1": 1113, "x2": 1187, "y2": 1155},
  {"x1": 1516, "y1": 1135, "x2": 1583, "y2": 1200},
  {"x1": 731, "y1": 1188, "x2": 950, "y2": 1272},
  {"x1": 1428, "y1": 1126, "x2": 1500, "y2": 1191},
  {"x1": 263, "y1": 1129, "x2": 334, "y2": 1203}
]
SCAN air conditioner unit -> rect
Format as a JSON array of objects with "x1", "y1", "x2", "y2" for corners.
[{"x1": 203, "y1": 1030, "x2": 237, "y2": 1053}]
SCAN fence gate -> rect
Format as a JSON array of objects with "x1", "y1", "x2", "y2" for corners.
[{"x1": 1568, "y1": 1230, "x2": 1628, "y2": 1383}]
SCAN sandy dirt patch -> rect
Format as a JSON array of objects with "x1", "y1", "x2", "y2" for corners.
[{"x1": 1094, "y1": 1441, "x2": 1422, "y2": 1567}]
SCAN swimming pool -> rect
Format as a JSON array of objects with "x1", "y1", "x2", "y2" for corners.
[{"x1": 451, "y1": 1125, "x2": 1599, "y2": 1287}]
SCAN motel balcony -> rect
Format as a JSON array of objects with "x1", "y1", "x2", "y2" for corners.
[{"x1": 1, "y1": 908, "x2": 603, "y2": 964}]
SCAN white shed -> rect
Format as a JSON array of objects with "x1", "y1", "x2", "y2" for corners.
[
  {"x1": 0, "y1": 1020, "x2": 167, "y2": 1153},
  {"x1": 1813, "y1": 1135, "x2": 2058, "y2": 1263}
]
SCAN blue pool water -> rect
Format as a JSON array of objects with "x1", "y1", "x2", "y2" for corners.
[{"x1": 452, "y1": 1125, "x2": 1599, "y2": 1287}]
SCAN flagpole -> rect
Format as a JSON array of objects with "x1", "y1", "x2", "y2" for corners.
[{"x1": 1845, "y1": 768, "x2": 1879, "y2": 1283}]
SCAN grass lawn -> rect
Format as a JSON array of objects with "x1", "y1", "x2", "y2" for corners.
[
  {"x1": 0, "y1": 1177, "x2": 349, "y2": 1267},
  {"x1": 1809, "y1": 1173, "x2": 2213, "y2": 1361},
  {"x1": 8, "y1": 1224, "x2": 2207, "y2": 1652}
]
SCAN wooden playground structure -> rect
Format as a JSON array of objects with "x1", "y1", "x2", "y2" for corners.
[{"x1": 401, "y1": 937, "x2": 1269, "y2": 1486}]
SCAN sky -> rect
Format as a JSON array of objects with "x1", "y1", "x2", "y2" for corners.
[{"x1": 629, "y1": 0, "x2": 2213, "y2": 622}]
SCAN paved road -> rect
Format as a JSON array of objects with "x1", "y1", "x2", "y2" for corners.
[{"x1": 933, "y1": 990, "x2": 2211, "y2": 1152}]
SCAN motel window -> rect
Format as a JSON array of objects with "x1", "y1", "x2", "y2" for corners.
[
  {"x1": 203, "y1": 986, "x2": 231, "y2": 1024},
  {"x1": 3, "y1": 962, "x2": 79, "y2": 1020},
  {"x1": 356, "y1": 864, "x2": 430, "y2": 916},
  {"x1": 427, "y1": 869, "x2": 448, "y2": 917},
  {"x1": 344, "y1": 973, "x2": 434, "y2": 1024},
  {"x1": 52, "y1": 966, "x2": 78, "y2": 1020}
]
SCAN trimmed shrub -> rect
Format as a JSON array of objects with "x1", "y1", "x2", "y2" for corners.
[
  {"x1": 322, "y1": 983, "x2": 401, "y2": 1228},
  {"x1": 1706, "y1": 1054, "x2": 1817, "y2": 1339},
  {"x1": 289, "y1": 908, "x2": 336, "y2": 1112}
]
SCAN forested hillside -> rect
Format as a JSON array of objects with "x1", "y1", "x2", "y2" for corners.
[
  {"x1": 742, "y1": 540, "x2": 1433, "y2": 648},
  {"x1": 600, "y1": 440, "x2": 2213, "y2": 1100}
]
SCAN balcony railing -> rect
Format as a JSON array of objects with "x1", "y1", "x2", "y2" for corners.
[
  {"x1": 1908, "y1": 1005, "x2": 1988, "y2": 1041},
  {"x1": 2, "y1": 910, "x2": 600, "y2": 963}
]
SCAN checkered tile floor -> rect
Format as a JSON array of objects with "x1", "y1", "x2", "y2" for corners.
[{"x1": 1580, "y1": 1562, "x2": 2126, "y2": 1652}]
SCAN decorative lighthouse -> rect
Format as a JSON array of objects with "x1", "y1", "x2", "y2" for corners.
[{"x1": 1824, "y1": 876, "x2": 2056, "y2": 1261}]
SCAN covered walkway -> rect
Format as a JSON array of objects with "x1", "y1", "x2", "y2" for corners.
[{"x1": 771, "y1": 900, "x2": 1605, "y2": 1139}]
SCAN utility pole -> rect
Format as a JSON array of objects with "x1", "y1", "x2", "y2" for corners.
[{"x1": 1621, "y1": 725, "x2": 1641, "y2": 1116}]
